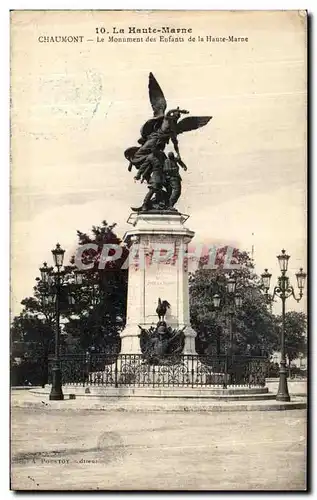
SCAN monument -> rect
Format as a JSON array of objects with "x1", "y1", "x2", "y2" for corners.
[{"x1": 119, "y1": 73, "x2": 212, "y2": 357}]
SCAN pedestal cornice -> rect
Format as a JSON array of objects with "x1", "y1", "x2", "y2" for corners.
[{"x1": 123, "y1": 212, "x2": 195, "y2": 244}]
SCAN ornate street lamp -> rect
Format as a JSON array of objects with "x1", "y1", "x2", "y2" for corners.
[
  {"x1": 39, "y1": 262, "x2": 54, "y2": 285},
  {"x1": 277, "y1": 249, "x2": 290, "y2": 272},
  {"x1": 37, "y1": 255, "x2": 96, "y2": 397},
  {"x1": 52, "y1": 243, "x2": 65, "y2": 269},
  {"x1": 67, "y1": 269, "x2": 85, "y2": 308},
  {"x1": 74, "y1": 269, "x2": 84, "y2": 285},
  {"x1": 226, "y1": 277, "x2": 237, "y2": 295},
  {"x1": 261, "y1": 269, "x2": 272, "y2": 293},
  {"x1": 261, "y1": 269, "x2": 273, "y2": 310},
  {"x1": 234, "y1": 294, "x2": 243, "y2": 308},
  {"x1": 212, "y1": 276, "x2": 243, "y2": 385},
  {"x1": 67, "y1": 266, "x2": 103, "y2": 339},
  {"x1": 296, "y1": 268, "x2": 307, "y2": 299},
  {"x1": 212, "y1": 294, "x2": 221, "y2": 309},
  {"x1": 39, "y1": 262, "x2": 50, "y2": 283},
  {"x1": 91, "y1": 283, "x2": 100, "y2": 306},
  {"x1": 38, "y1": 244, "x2": 66, "y2": 400},
  {"x1": 41, "y1": 294, "x2": 55, "y2": 307},
  {"x1": 261, "y1": 250, "x2": 306, "y2": 402}
]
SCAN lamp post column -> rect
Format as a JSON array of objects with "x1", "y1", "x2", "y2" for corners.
[
  {"x1": 228, "y1": 312, "x2": 234, "y2": 384},
  {"x1": 212, "y1": 281, "x2": 242, "y2": 388},
  {"x1": 49, "y1": 261, "x2": 64, "y2": 400},
  {"x1": 276, "y1": 276, "x2": 290, "y2": 402}
]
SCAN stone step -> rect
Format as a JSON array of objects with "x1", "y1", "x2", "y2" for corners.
[
  {"x1": 11, "y1": 389, "x2": 307, "y2": 413},
  {"x1": 30, "y1": 385, "x2": 270, "y2": 399}
]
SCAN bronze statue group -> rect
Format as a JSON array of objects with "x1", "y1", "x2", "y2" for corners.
[
  {"x1": 125, "y1": 72, "x2": 212, "y2": 212},
  {"x1": 138, "y1": 298, "x2": 185, "y2": 364}
]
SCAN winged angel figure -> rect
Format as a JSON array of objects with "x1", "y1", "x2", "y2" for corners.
[{"x1": 124, "y1": 73, "x2": 212, "y2": 210}]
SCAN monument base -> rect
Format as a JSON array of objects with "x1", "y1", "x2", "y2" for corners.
[{"x1": 120, "y1": 212, "x2": 197, "y2": 355}]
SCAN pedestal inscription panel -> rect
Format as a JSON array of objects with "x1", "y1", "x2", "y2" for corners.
[{"x1": 144, "y1": 262, "x2": 179, "y2": 326}]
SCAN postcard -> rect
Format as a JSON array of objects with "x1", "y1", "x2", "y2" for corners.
[{"x1": 10, "y1": 10, "x2": 307, "y2": 491}]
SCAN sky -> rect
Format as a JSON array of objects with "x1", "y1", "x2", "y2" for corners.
[{"x1": 10, "y1": 10, "x2": 307, "y2": 316}]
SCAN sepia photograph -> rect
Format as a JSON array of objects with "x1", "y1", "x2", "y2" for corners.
[{"x1": 10, "y1": 9, "x2": 307, "y2": 491}]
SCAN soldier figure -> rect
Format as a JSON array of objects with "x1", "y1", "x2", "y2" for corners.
[{"x1": 163, "y1": 151, "x2": 188, "y2": 209}]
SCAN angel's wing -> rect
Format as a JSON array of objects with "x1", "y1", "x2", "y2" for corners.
[
  {"x1": 124, "y1": 146, "x2": 139, "y2": 162},
  {"x1": 138, "y1": 326, "x2": 149, "y2": 353},
  {"x1": 149, "y1": 72, "x2": 167, "y2": 117},
  {"x1": 166, "y1": 329, "x2": 185, "y2": 355},
  {"x1": 140, "y1": 116, "x2": 164, "y2": 139},
  {"x1": 176, "y1": 116, "x2": 212, "y2": 135}
]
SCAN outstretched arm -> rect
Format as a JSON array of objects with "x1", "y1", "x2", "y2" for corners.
[
  {"x1": 166, "y1": 108, "x2": 189, "y2": 118},
  {"x1": 176, "y1": 157, "x2": 188, "y2": 171},
  {"x1": 171, "y1": 135, "x2": 180, "y2": 158}
]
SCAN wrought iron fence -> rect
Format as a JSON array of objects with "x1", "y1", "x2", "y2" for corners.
[{"x1": 48, "y1": 353, "x2": 268, "y2": 388}]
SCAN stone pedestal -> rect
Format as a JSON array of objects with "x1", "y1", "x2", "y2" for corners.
[{"x1": 120, "y1": 212, "x2": 197, "y2": 355}]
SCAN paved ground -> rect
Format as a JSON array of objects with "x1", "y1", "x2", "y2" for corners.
[{"x1": 11, "y1": 392, "x2": 306, "y2": 491}]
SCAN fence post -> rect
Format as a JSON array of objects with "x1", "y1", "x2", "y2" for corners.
[
  {"x1": 191, "y1": 355, "x2": 194, "y2": 388},
  {"x1": 223, "y1": 355, "x2": 228, "y2": 389},
  {"x1": 84, "y1": 351, "x2": 90, "y2": 387},
  {"x1": 115, "y1": 354, "x2": 118, "y2": 388},
  {"x1": 249, "y1": 359, "x2": 252, "y2": 388}
]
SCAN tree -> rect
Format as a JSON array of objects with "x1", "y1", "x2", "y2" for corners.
[
  {"x1": 63, "y1": 220, "x2": 128, "y2": 350},
  {"x1": 275, "y1": 311, "x2": 307, "y2": 374},
  {"x1": 10, "y1": 220, "x2": 128, "y2": 385},
  {"x1": 189, "y1": 247, "x2": 277, "y2": 357},
  {"x1": 10, "y1": 312, "x2": 55, "y2": 386}
]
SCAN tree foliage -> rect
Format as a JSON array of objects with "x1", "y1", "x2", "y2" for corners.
[
  {"x1": 64, "y1": 220, "x2": 128, "y2": 350},
  {"x1": 10, "y1": 313, "x2": 55, "y2": 386},
  {"x1": 275, "y1": 311, "x2": 307, "y2": 365},
  {"x1": 189, "y1": 247, "x2": 277, "y2": 356},
  {"x1": 10, "y1": 221, "x2": 128, "y2": 365}
]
